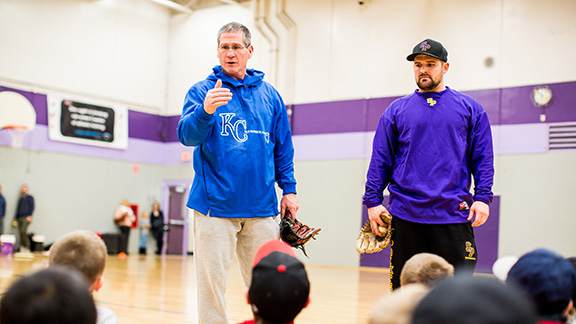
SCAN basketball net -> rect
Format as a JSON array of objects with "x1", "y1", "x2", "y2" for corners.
[{"x1": 3, "y1": 125, "x2": 29, "y2": 149}]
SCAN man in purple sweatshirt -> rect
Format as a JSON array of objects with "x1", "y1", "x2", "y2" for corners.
[{"x1": 363, "y1": 39, "x2": 494, "y2": 290}]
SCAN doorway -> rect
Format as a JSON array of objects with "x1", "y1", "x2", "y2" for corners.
[{"x1": 163, "y1": 180, "x2": 191, "y2": 255}]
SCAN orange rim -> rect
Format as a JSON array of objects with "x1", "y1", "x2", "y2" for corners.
[{"x1": 2, "y1": 125, "x2": 28, "y2": 130}]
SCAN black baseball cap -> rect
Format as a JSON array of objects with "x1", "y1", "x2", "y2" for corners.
[
  {"x1": 248, "y1": 240, "x2": 310, "y2": 323},
  {"x1": 407, "y1": 39, "x2": 448, "y2": 62}
]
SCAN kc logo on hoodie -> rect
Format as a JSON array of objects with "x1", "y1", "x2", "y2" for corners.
[{"x1": 220, "y1": 113, "x2": 270, "y2": 143}]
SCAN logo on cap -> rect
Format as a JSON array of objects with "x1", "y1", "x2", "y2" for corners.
[
  {"x1": 407, "y1": 39, "x2": 448, "y2": 62},
  {"x1": 419, "y1": 41, "x2": 431, "y2": 52}
]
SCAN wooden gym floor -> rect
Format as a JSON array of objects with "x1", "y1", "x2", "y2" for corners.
[{"x1": 0, "y1": 252, "x2": 389, "y2": 324}]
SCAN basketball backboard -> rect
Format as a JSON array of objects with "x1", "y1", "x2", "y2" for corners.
[
  {"x1": 0, "y1": 90, "x2": 37, "y2": 148},
  {"x1": 0, "y1": 91, "x2": 36, "y2": 130}
]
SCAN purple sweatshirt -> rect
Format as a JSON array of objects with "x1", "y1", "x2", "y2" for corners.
[{"x1": 363, "y1": 87, "x2": 494, "y2": 224}]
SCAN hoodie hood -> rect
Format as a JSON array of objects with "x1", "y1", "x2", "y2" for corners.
[{"x1": 208, "y1": 65, "x2": 265, "y2": 88}]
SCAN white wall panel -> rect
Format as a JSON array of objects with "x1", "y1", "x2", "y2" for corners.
[
  {"x1": 499, "y1": 0, "x2": 576, "y2": 86},
  {"x1": 496, "y1": 152, "x2": 576, "y2": 258},
  {"x1": 284, "y1": 0, "x2": 575, "y2": 104},
  {"x1": 167, "y1": 5, "x2": 263, "y2": 115},
  {"x1": 0, "y1": 0, "x2": 169, "y2": 112}
]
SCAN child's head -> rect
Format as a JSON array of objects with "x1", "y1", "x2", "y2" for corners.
[
  {"x1": 248, "y1": 240, "x2": 310, "y2": 323},
  {"x1": 370, "y1": 283, "x2": 429, "y2": 324},
  {"x1": 0, "y1": 267, "x2": 97, "y2": 324},
  {"x1": 507, "y1": 248, "x2": 576, "y2": 317},
  {"x1": 400, "y1": 253, "x2": 454, "y2": 288},
  {"x1": 48, "y1": 230, "x2": 107, "y2": 292},
  {"x1": 413, "y1": 276, "x2": 537, "y2": 324}
]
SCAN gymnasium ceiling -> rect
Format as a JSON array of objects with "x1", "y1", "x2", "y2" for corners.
[{"x1": 154, "y1": 0, "x2": 252, "y2": 13}]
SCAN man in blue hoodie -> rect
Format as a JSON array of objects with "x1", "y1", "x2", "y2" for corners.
[
  {"x1": 363, "y1": 39, "x2": 494, "y2": 290},
  {"x1": 178, "y1": 22, "x2": 298, "y2": 324}
]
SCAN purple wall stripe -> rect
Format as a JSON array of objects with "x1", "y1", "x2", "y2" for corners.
[
  {"x1": 290, "y1": 99, "x2": 366, "y2": 135},
  {"x1": 290, "y1": 97, "x2": 399, "y2": 135},
  {"x1": 164, "y1": 115, "x2": 181, "y2": 142},
  {"x1": 290, "y1": 81, "x2": 576, "y2": 135},
  {"x1": 3, "y1": 81, "x2": 575, "y2": 145},
  {"x1": 0, "y1": 87, "x2": 181, "y2": 143},
  {"x1": 128, "y1": 110, "x2": 164, "y2": 142},
  {"x1": 128, "y1": 111, "x2": 180, "y2": 142},
  {"x1": 498, "y1": 82, "x2": 576, "y2": 125}
]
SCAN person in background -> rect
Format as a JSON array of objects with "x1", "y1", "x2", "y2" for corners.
[
  {"x1": 139, "y1": 210, "x2": 151, "y2": 255},
  {"x1": 0, "y1": 267, "x2": 97, "y2": 324},
  {"x1": 113, "y1": 199, "x2": 135, "y2": 255},
  {"x1": 150, "y1": 201, "x2": 165, "y2": 255},
  {"x1": 0, "y1": 184, "x2": 5, "y2": 235},
  {"x1": 48, "y1": 230, "x2": 118, "y2": 324},
  {"x1": 15, "y1": 184, "x2": 34, "y2": 252}
]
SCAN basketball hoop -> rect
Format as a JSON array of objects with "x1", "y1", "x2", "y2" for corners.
[{"x1": 2, "y1": 125, "x2": 29, "y2": 149}]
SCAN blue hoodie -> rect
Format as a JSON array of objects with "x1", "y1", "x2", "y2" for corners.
[
  {"x1": 363, "y1": 87, "x2": 494, "y2": 224},
  {"x1": 178, "y1": 66, "x2": 296, "y2": 218}
]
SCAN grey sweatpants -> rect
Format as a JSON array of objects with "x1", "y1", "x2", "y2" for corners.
[
  {"x1": 193, "y1": 210, "x2": 280, "y2": 324},
  {"x1": 16, "y1": 217, "x2": 30, "y2": 251}
]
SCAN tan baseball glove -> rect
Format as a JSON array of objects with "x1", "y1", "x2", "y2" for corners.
[{"x1": 356, "y1": 212, "x2": 393, "y2": 255}]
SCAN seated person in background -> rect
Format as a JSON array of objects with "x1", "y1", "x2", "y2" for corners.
[
  {"x1": 0, "y1": 267, "x2": 97, "y2": 324},
  {"x1": 506, "y1": 248, "x2": 576, "y2": 324},
  {"x1": 412, "y1": 275, "x2": 537, "y2": 324},
  {"x1": 48, "y1": 230, "x2": 118, "y2": 324},
  {"x1": 238, "y1": 239, "x2": 310, "y2": 324},
  {"x1": 369, "y1": 283, "x2": 429, "y2": 324},
  {"x1": 399, "y1": 252, "x2": 454, "y2": 288}
]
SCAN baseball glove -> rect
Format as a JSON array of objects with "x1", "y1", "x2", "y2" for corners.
[
  {"x1": 280, "y1": 211, "x2": 321, "y2": 258},
  {"x1": 356, "y1": 212, "x2": 393, "y2": 256}
]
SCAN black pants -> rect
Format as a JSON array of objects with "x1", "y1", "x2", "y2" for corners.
[
  {"x1": 390, "y1": 217, "x2": 477, "y2": 290},
  {"x1": 152, "y1": 229, "x2": 163, "y2": 254},
  {"x1": 118, "y1": 226, "x2": 131, "y2": 254}
]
